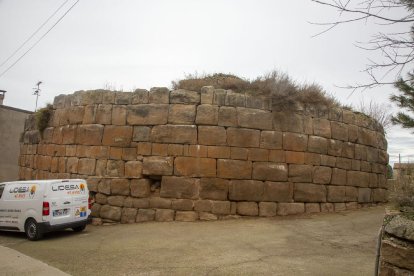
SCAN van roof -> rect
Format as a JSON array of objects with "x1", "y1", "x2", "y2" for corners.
[{"x1": 0, "y1": 179, "x2": 86, "y2": 185}]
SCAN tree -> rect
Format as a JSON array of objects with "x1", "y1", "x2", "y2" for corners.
[
  {"x1": 390, "y1": 72, "x2": 414, "y2": 128},
  {"x1": 312, "y1": 0, "x2": 414, "y2": 90}
]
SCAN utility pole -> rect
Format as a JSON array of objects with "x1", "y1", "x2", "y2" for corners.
[{"x1": 33, "y1": 81, "x2": 42, "y2": 111}]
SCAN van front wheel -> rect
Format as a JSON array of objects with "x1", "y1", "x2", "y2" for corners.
[{"x1": 25, "y1": 219, "x2": 43, "y2": 241}]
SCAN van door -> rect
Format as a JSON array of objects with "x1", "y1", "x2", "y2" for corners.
[
  {"x1": 0, "y1": 183, "x2": 38, "y2": 231},
  {"x1": 47, "y1": 180, "x2": 88, "y2": 226}
]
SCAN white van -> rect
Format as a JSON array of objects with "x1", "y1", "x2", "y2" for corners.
[{"x1": 0, "y1": 179, "x2": 91, "y2": 241}]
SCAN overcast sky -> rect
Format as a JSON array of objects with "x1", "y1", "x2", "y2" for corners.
[{"x1": 0, "y1": 0, "x2": 412, "y2": 165}]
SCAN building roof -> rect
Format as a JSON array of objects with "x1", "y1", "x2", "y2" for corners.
[{"x1": 0, "y1": 105, "x2": 33, "y2": 114}]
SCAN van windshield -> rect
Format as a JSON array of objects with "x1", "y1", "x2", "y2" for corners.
[{"x1": 0, "y1": 184, "x2": 4, "y2": 198}]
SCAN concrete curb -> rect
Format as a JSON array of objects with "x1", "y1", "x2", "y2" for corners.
[{"x1": 0, "y1": 245, "x2": 69, "y2": 275}]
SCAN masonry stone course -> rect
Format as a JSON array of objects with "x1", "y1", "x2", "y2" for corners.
[{"x1": 19, "y1": 88, "x2": 388, "y2": 223}]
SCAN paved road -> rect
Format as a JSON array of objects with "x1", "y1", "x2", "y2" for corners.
[{"x1": 0, "y1": 207, "x2": 385, "y2": 276}]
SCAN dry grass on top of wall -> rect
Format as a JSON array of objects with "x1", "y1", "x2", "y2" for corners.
[
  {"x1": 389, "y1": 175, "x2": 414, "y2": 212},
  {"x1": 172, "y1": 71, "x2": 341, "y2": 109}
]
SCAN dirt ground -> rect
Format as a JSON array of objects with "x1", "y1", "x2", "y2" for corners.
[{"x1": 0, "y1": 206, "x2": 385, "y2": 276}]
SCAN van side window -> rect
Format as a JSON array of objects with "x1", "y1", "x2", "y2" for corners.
[{"x1": 0, "y1": 184, "x2": 4, "y2": 198}]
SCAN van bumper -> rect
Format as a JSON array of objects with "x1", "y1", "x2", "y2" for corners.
[{"x1": 39, "y1": 219, "x2": 88, "y2": 233}]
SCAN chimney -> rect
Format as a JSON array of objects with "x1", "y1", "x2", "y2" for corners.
[{"x1": 0, "y1": 90, "x2": 5, "y2": 105}]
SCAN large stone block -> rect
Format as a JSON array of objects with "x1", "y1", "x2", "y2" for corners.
[
  {"x1": 126, "y1": 104, "x2": 168, "y2": 125},
  {"x1": 345, "y1": 186, "x2": 358, "y2": 202},
  {"x1": 313, "y1": 166, "x2": 332, "y2": 184},
  {"x1": 366, "y1": 147, "x2": 379, "y2": 163},
  {"x1": 61, "y1": 125, "x2": 77, "y2": 145},
  {"x1": 196, "y1": 105, "x2": 219, "y2": 125},
  {"x1": 76, "y1": 124, "x2": 104, "y2": 145},
  {"x1": 100, "y1": 205, "x2": 122, "y2": 221},
  {"x1": 143, "y1": 156, "x2": 173, "y2": 176},
  {"x1": 174, "y1": 157, "x2": 216, "y2": 177},
  {"x1": 170, "y1": 89, "x2": 200, "y2": 104},
  {"x1": 340, "y1": 142, "x2": 354, "y2": 159},
  {"x1": 102, "y1": 125, "x2": 133, "y2": 147},
  {"x1": 331, "y1": 122, "x2": 348, "y2": 141},
  {"x1": 237, "y1": 107, "x2": 273, "y2": 130},
  {"x1": 372, "y1": 188, "x2": 387, "y2": 202},
  {"x1": 259, "y1": 202, "x2": 277, "y2": 217},
  {"x1": 237, "y1": 202, "x2": 259, "y2": 216},
  {"x1": 262, "y1": 181, "x2": 293, "y2": 202},
  {"x1": 194, "y1": 200, "x2": 212, "y2": 212},
  {"x1": 347, "y1": 171, "x2": 370, "y2": 187},
  {"x1": 288, "y1": 164, "x2": 312, "y2": 182},
  {"x1": 225, "y1": 91, "x2": 245, "y2": 107},
  {"x1": 305, "y1": 203, "x2": 321, "y2": 213},
  {"x1": 110, "y1": 179, "x2": 130, "y2": 196},
  {"x1": 200, "y1": 86, "x2": 214, "y2": 104},
  {"x1": 114, "y1": 92, "x2": 132, "y2": 105},
  {"x1": 121, "y1": 208, "x2": 137, "y2": 224},
  {"x1": 160, "y1": 176, "x2": 199, "y2": 199},
  {"x1": 285, "y1": 151, "x2": 305, "y2": 164},
  {"x1": 130, "y1": 179, "x2": 151, "y2": 198},
  {"x1": 96, "y1": 104, "x2": 112, "y2": 125},
  {"x1": 308, "y1": 136, "x2": 328, "y2": 154},
  {"x1": 283, "y1": 132, "x2": 308, "y2": 151},
  {"x1": 106, "y1": 160, "x2": 125, "y2": 177},
  {"x1": 218, "y1": 106, "x2": 237, "y2": 126},
  {"x1": 294, "y1": 183, "x2": 327, "y2": 202},
  {"x1": 252, "y1": 162, "x2": 288, "y2": 181},
  {"x1": 125, "y1": 161, "x2": 143, "y2": 178},
  {"x1": 168, "y1": 104, "x2": 196, "y2": 124},
  {"x1": 151, "y1": 125, "x2": 197, "y2": 144},
  {"x1": 248, "y1": 148, "x2": 268, "y2": 161},
  {"x1": 175, "y1": 211, "x2": 198, "y2": 222},
  {"x1": 229, "y1": 180, "x2": 264, "y2": 201},
  {"x1": 131, "y1": 89, "x2": 149, "y2": 104},
  {"x1": 357, "y1": 187, "x2": 370, "y2": 203},
  {"x1": 331, "y1": 168, "x2": 347, "y2": 185},
  {"x1": 327, "y1": 139, "x2": 343, "y2": 157},
  {"x1": 273, "y1": 112, "x2": 304, "y2": 133},
  {"x1": 327, "y1": 186, "x2": 346, "y2": 202},
  {"x1": 313, "y1": 118, "x2": 331, "y2": 138},
  {"x1": 358, "y1": 128, "x2": 377, "y2": 147},
  {"x1": 149, "y1": 87, "x2": 169, "y2": 104},
  {"x1": 149, "y1": 198, "x2": 172, "y2": 209},
  {"x1": 211, "y1": 200, "x2": 231, "y2": 215},
  {"x1": 199, "y1": 178, "x2": 229, "y2": 200},
  {"x1": 207, "y1": 146, "x2": 230, "y2": 159},
  {"x1": 336, "y1": 157, "x2": 352, "y2": 170},
  {"x1": 155, "y1": 209, "x2": 175, "y2": 222},
  {"x1": 260, "y1": 131, "x2": 283, "y2": 149},
  {"x1": 277, "y1": 203, "x2": 305, "y2": 216},
  {"x1": 78, "y1": 158, "x2": 96, "y2": 175},
  {"x1": 227, "y1": 127, "x2": 260, "y2": 147},
  {"x1": 136, "y1": 209, "x2": 155, "y2": 222},
  {"x1": 172, "y1": 199, "x2": 194, "y2": 211},
  {"x1": 217, "y1": 159, "x2": 252, "y2": 179},
  {"x1": 198, "y1": 126, "x2": 227, "y2": 146}
]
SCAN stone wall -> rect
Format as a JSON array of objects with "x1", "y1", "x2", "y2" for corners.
[{"x1": 18, "y1": 87, "x2": 389, "y2": 223}]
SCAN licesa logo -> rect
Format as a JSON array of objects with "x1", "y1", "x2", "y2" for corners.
[
  {"x1": 79, "y1": 183, "x2": 86, "y2": 194},
  {"x1": 29, "y1": 185, "x2": 36, "y2": 198}
]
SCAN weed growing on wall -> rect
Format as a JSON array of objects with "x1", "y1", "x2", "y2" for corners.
[
  {"x1": 172, "y1": 71, "x2": 340, "y2": 109},
  {"x1": 35, "y1": 104, "x2": 53, "y2": 134}
]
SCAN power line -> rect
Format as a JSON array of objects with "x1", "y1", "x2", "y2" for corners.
[
  {"x1": 0, "y1": 0, "x2": 70, "y2": 68},
  {"x1": 0, "y1": 0, "x2": 80, "y2": 79}
]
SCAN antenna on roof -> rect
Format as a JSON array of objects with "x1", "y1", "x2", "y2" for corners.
[{"x1": 33, "y1": 81, "x2": 42, "y2": 111}]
